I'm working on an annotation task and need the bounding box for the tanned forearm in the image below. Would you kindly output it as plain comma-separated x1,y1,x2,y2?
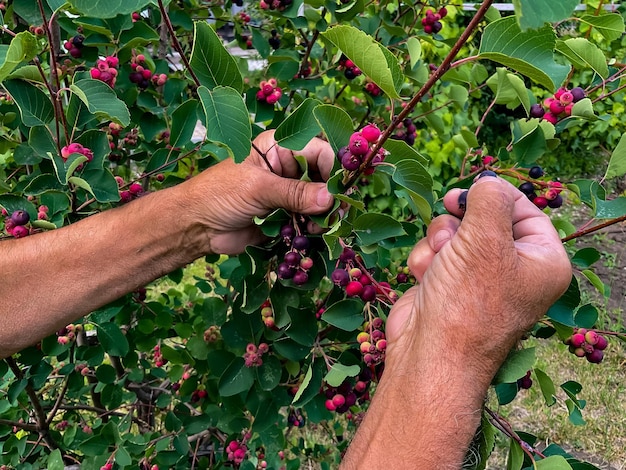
0,182,209,359
341,348,489,469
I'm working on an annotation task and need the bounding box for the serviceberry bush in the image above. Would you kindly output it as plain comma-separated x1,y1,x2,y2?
0,0,626,469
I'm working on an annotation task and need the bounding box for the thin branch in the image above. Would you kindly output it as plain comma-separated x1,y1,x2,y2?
342,0,495,188
157,0,201,88
561,214,626,243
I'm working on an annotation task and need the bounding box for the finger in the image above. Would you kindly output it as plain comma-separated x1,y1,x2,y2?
408,214,461,282
259,174,334,215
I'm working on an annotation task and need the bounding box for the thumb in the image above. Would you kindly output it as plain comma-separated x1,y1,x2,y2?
462,176,516,242
261,174,334,215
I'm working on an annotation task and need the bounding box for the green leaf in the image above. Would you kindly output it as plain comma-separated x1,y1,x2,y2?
70,79,130,126
190,21,243,92
407,37,422,69
486,68,530,113
3,79,54,126
507,439,524,470
385,158,433,223
604,133,626,180
511,120,547,165
493,347,536,384
79,167,121,203
353,213,406,245
512,0,578,31
547,276,579,326
575,304,598,328
313,104,354,155
535,455,573,470
571,247,601,269
274,98,322,150
579,14,625,42
556,38,608,78
322,25,402,99
47,449,65,470
256,355,282,391
324,363,360,387
321,299,364,331
472,413,497,470
478,17,570,91
495,382,519,406
96,322,130,357
293,359,325,407
169,99,199,150
198,86,251,163
0,31,38,82
581,269,605,296
67,0,154,18
218,357,255,396
534,368,556,406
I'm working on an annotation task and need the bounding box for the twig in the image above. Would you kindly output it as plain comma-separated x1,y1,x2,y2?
561,214,626,243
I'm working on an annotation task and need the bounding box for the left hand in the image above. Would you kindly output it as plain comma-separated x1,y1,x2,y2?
180,130,336,255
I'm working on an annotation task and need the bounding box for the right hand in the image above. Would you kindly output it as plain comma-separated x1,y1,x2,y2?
385,176,572,379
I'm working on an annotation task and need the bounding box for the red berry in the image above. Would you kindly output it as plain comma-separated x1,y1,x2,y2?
345,281,363,297
361,124,381,143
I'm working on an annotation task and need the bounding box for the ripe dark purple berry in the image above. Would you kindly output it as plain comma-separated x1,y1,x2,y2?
344,68,356,80
336,146,350,162
280,224,296,241
518,181,536,196
547,194,563,209
529,103,545,118
457,190,468,211
292,270,309,285
11,210,30,226
586,349,604,364
277,262,296,279
292,235,310,251
284,251,301,267
341,153,361,171
331,268,350,287
360,285,377,302
570,87,586,102
528,166,544,179
477,170,497,179
339,247,356,262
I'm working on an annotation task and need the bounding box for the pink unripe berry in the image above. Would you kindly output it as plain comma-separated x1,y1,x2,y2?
543,112,558,125
549,100,565,115
345,281,363,297
358,274,371,286
559,92,574,106
332,393,346,407
533,196,548,209
266,93,279,105
128,182,143,195
361,124,381,143
570,333,586,348
573,346,586,357
349,133,369,156
349,267,362,279
595,335,608,350
90,68,101,79
299,256,314,270
11,225,29,238
325,399,336,411
584,330,599,345
376,339,387,351
553,87,567,100
359,341,372,353
356,331,370,343
354,380,367,393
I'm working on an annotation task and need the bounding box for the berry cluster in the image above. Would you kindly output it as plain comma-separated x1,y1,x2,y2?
115,176,145,204
61,142,94,163
337,124,385,174
3,209,34,238
90,56,119,88
564,328,609,363
421,7,447,35
260,300,276,329
190,388,208,402
259,0,292,10
152,344,168,368
339,55,362,80
287,408,306,427
530,86,586,125
394,265,415,284
225,440,248,466
63,35,84,59
129,53,168,90
364,81,382,97
517,166,564,210
204,325,220,342
331,247,396,303
356,317,386,366
390,118,417,146
323,369,372,413
238,11,251,24
243,342,269,367
517,370,533,390
256,78,282,105
276,223,314,285
57,324,80,345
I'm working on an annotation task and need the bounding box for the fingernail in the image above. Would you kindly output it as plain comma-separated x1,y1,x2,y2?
317,188,333,207
432,229,452,251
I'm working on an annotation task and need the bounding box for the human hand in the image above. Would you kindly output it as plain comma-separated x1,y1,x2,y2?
179,130,335,255
385,176,572,379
